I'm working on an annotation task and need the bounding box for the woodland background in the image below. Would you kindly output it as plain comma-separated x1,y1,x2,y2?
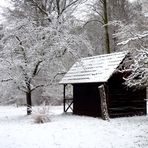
0,0,147,107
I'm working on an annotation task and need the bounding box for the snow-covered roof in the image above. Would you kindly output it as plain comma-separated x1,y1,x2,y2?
60,51,127,84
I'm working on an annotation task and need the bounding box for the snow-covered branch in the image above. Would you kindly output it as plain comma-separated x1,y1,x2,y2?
117,31,148,46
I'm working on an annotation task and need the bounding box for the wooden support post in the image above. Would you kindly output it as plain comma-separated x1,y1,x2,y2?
99,84,110,121
63,84,66,112
146,87,148,115
63,84,73,113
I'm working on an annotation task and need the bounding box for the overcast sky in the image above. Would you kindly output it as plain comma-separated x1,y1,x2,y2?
0,0,11,22
129,0,136,2
0,0,10,7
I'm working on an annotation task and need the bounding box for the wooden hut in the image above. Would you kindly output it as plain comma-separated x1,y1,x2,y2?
60,51,147,118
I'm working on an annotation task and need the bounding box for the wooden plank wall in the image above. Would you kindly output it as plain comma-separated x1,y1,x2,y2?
108,72,147,117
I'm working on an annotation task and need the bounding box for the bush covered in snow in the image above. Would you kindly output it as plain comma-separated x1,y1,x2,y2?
32,106,51,123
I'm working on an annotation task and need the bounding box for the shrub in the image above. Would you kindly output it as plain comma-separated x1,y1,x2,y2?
32,106,51,124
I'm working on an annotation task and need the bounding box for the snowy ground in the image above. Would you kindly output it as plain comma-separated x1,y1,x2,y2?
0,106,148,148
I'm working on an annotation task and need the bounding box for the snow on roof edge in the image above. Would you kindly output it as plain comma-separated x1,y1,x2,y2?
59,51,128,84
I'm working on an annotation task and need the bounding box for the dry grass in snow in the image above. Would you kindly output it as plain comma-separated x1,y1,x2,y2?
0,106,148,148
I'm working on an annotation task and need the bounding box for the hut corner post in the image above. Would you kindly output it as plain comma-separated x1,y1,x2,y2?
63,84,73,113
146,87,148,115
63,84,67,112
98,84,110,121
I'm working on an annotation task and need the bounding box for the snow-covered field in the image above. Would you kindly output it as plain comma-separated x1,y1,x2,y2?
0,106,148,148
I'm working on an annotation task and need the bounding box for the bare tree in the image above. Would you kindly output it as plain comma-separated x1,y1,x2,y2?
113,3,148,88
0,0,93,115
83,0,111,54
83,0,143,53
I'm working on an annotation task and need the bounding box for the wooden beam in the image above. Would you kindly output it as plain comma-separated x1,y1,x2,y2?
65,101,73,112
63,84,73,113
63,84,67,112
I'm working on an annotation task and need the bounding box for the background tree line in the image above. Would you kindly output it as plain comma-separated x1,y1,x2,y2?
0,0,147,114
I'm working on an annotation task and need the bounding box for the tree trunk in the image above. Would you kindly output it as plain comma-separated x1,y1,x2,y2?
26,91,32,115
103,0,111,53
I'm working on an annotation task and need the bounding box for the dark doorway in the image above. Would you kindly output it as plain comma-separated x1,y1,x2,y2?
73,83,101,117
